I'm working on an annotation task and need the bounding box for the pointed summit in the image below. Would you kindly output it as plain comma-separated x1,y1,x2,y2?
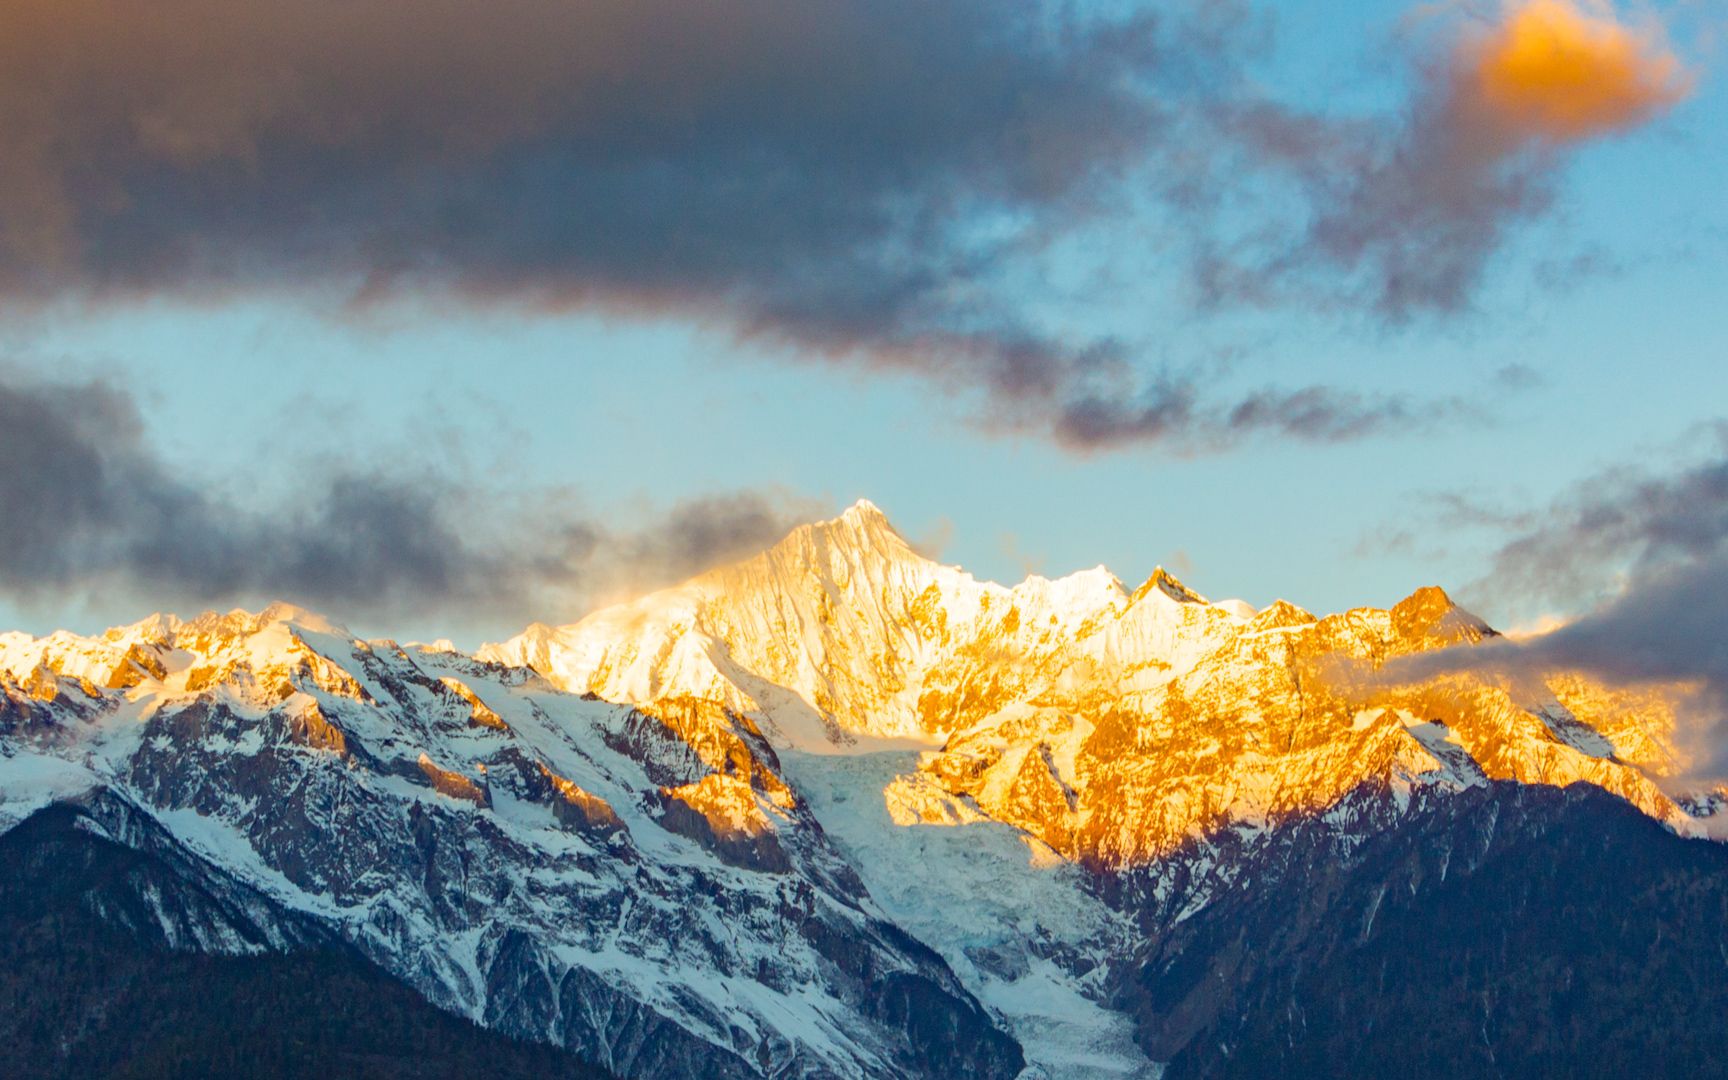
1249,599,1316,632
102,612,180,647
256,601,343,634
1130,566,1207,606
830,498,902,544
785,497,923,569
840,497,887,522
1390,586,1495,649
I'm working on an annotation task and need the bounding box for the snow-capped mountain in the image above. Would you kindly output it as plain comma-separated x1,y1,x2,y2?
5,500,1725,1078
483,499,1701,863
0,601,1020,1078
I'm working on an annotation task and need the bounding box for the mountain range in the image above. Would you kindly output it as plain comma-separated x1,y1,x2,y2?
4,500,1725,1078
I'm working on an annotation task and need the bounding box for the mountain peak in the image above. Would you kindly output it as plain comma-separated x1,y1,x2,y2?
785,497,921,567
168,603,346,645
840,497,887,523
829,498,899,541
256,602,342,633
1131,566,1207,606
103,612,180,647
1389,586,1494,648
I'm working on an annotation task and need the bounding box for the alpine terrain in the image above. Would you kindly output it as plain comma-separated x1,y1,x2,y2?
5,501,1726,1078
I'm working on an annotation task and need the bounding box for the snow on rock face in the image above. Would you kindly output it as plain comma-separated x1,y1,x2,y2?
786,747,1160,1078
0,603,1024,1080
487,502,1700,868
482,499,1253,747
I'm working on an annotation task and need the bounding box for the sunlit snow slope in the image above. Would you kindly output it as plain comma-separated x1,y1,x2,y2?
486,499,1709,863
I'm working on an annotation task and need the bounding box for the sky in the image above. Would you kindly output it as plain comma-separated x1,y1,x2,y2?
1,0,1726,666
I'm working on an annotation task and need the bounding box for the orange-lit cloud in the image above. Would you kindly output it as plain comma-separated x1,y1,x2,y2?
0,1,1691,448
1204,0,1697,318
1461,0,1692,143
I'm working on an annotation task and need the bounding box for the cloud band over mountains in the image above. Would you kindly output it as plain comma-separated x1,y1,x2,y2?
0,371,823,628
0,0,1692,450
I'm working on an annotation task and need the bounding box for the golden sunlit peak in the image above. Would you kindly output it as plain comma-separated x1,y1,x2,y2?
839,497,889,522
820,497,907,549
1466,0,1692,142
1131,566,1207,606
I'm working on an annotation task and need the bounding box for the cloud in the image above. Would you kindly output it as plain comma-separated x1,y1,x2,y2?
0,370,823,630
1465,0,1691,142
0,0,1165,308
0,1,1684,450
0,0,1192,445
1045,378,1466,452
1201,0,1691,318
1469,422,1728,609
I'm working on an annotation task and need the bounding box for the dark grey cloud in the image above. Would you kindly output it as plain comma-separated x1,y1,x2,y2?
0,0,1547,452
1496,553,1728,699
0,371,823,628
1469,423,1728,610
0,0,1186,448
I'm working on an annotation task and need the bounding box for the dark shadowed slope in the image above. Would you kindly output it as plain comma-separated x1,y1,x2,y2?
0,795,611,1080
1120,781,1728,1079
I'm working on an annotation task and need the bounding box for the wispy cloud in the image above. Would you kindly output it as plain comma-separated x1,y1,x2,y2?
0,370,823,630
1470,422,1728,610
975,349,1479,452
1198,0,1692,318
